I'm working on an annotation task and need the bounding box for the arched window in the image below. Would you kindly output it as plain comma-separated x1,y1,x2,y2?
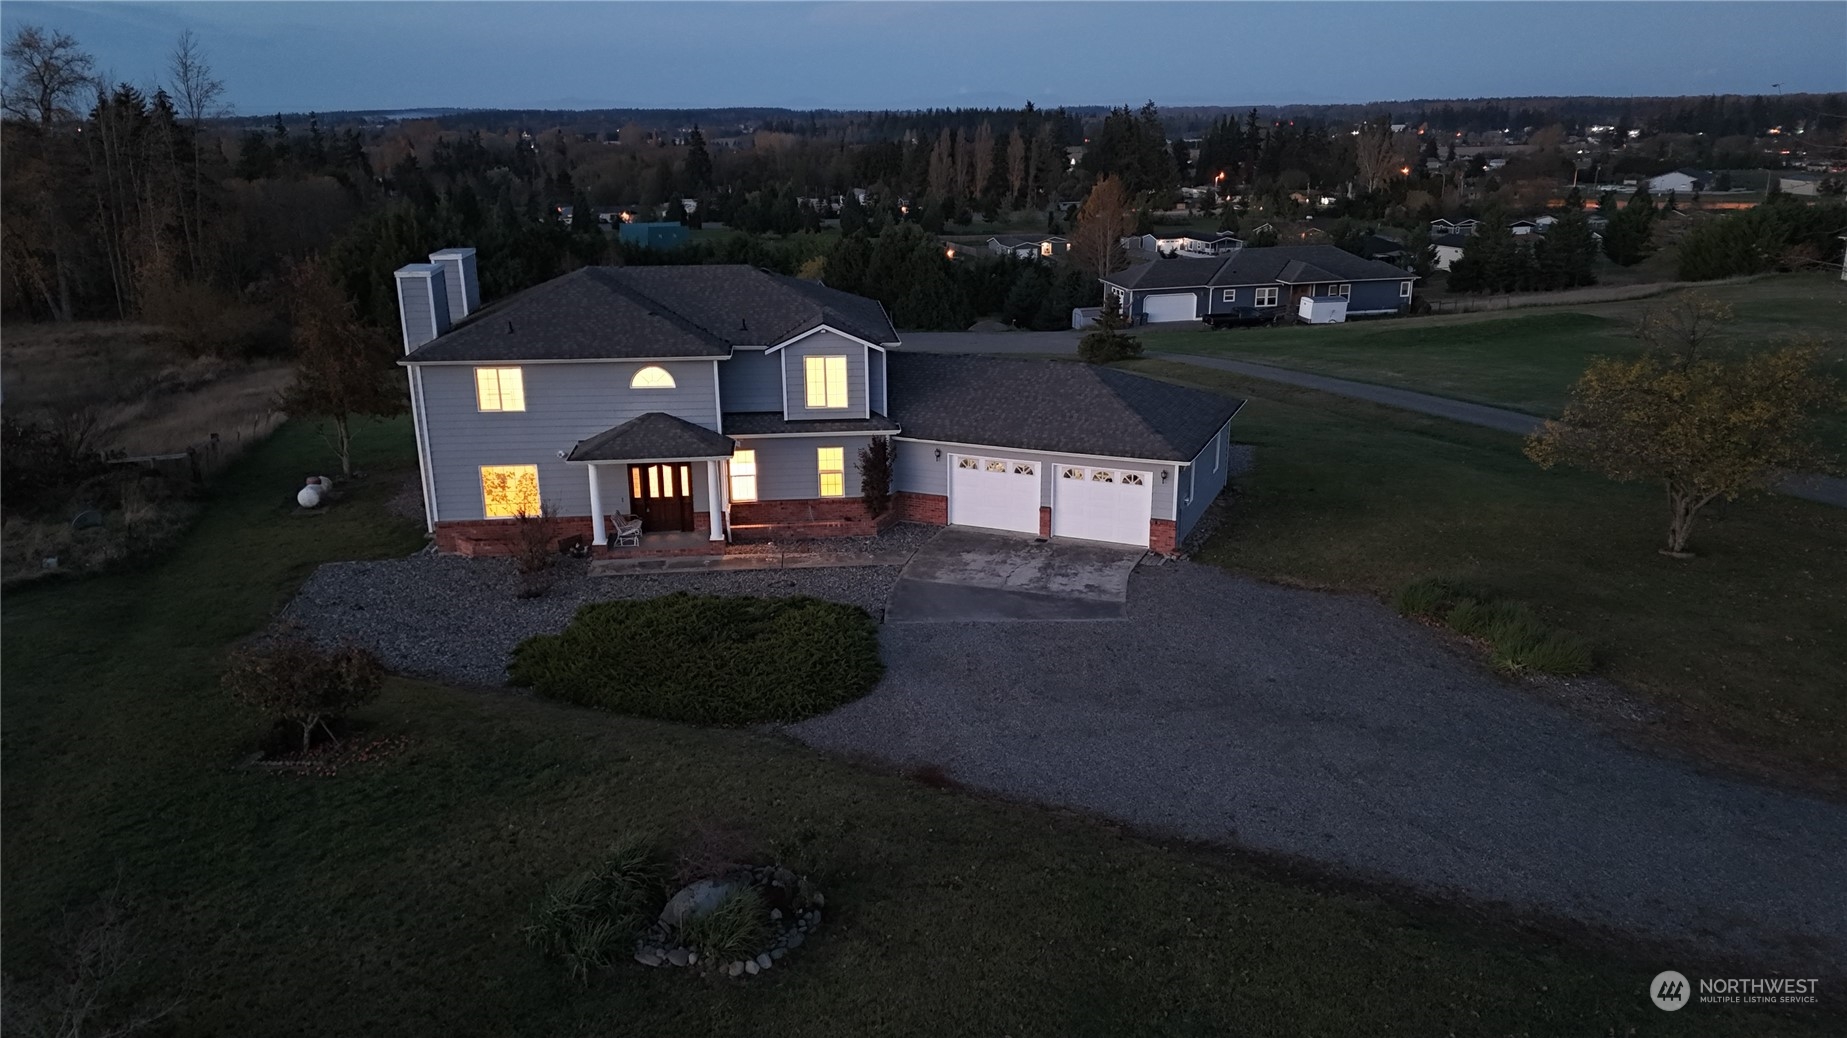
631,365,676,389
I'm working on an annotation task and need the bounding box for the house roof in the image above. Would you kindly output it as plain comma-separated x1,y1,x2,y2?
989,234,1067,248
723,412,901,436
1103,245,1413,291
403,265,898,363
566,412,735,462
885,354,1243,462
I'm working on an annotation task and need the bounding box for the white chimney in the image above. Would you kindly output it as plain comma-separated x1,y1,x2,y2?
428,247,480,323
393,263,451,354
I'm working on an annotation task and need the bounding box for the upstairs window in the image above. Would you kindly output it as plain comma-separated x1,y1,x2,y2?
631,365,676,389
816,447,845,497
804,355,849,409
475,367,525,411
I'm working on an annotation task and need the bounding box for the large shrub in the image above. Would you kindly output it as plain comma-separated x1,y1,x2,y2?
223,634,384,753
509,593,883,724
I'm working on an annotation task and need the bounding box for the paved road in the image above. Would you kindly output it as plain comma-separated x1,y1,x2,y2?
791,561,1847,972
899,330,1847,509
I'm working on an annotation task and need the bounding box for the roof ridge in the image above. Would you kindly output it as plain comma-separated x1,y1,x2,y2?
1093,365,1191,454
592,267,735,349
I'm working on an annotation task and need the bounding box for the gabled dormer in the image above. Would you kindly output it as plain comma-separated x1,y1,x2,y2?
766,325,889,421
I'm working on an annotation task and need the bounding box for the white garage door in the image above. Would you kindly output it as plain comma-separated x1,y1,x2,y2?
948,454,1040,535
1052,464,1153,546
1141,292,1198,323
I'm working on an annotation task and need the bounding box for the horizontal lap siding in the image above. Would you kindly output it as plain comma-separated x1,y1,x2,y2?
780,332,868,420
719,348,782,412
734,435,871,501
1350,280,1409,312
1175,421,1232,541
420,360,718,520
868,349,887,414
893,439,1180,520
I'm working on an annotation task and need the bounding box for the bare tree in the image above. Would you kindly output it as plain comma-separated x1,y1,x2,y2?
1069,174,1133,280
1353,121,1399,194
166,30,225,276
2,25,96,127
1005,128,1026,203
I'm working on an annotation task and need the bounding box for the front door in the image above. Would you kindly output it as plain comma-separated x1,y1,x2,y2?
628,463,695,532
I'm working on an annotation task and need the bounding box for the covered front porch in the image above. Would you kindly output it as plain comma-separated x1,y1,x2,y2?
565,412,734,552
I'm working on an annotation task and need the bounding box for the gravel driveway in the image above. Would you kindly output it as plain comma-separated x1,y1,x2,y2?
791,560,1847,973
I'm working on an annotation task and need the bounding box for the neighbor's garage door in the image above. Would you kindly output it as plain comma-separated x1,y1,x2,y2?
1140,292,1197,323
948,454,1041,535
1052,464,1153,546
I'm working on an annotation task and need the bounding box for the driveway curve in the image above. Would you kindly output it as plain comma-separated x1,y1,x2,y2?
789,561,1847,972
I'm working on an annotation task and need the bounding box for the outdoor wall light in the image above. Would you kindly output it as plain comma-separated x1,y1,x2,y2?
935,448,943,460
1161,470,1169,483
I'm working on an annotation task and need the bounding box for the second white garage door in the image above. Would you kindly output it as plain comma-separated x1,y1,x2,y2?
948,454,1041,535
1140,292,1198,323
1052,464,1153,546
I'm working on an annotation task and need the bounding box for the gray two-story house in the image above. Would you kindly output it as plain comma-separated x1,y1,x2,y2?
396,250,1243,555
1101,244,1417,325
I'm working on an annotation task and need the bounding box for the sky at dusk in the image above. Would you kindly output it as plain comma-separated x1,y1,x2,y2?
4,1,1842,115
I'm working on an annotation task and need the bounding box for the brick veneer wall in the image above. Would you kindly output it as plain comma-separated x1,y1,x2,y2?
1038,506,1051,537
730,498,874,525
891,492,947,525
1149,519,1177,554
434,517,592,557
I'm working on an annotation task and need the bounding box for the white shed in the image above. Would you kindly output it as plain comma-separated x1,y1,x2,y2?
1298,296,1348,324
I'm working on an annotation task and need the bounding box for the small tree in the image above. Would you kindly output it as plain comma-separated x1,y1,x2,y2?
223,634,384,754
1069,174,1133,280
279,259,406,476
858,436,894,516
1525,299,1842,557
1078,300,1143,364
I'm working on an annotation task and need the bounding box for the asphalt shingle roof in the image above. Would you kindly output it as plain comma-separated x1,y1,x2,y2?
723,412,900,436
1104,245,1414,292
404,265,897,363
886,354,1242,462
566,412,735,462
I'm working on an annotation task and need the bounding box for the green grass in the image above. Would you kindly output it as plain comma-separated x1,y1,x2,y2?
1139,273,1847,446
6,425,1832,1035
509,593,884,724
1393,579,1594,676
1126,359,1847,784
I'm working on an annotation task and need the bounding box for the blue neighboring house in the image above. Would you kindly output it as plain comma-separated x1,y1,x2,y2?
619,221,690,250
1101,244,1417,325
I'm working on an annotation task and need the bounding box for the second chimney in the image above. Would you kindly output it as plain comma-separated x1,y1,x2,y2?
428,247,480,323
393,263,451,354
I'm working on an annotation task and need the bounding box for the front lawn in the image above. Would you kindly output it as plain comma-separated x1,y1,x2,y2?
1,419,1833,1036
1126,358,1847,787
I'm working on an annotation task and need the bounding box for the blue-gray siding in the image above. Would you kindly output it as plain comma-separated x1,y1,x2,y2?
718,348,782,412
1174,420,1233,541
868,348,887,415
419,359,719,520
778,331,870,420
732,435,872,500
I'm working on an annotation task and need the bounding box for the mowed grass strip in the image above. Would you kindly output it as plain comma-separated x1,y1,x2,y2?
1,419,1834,1037
1125,359,1847,786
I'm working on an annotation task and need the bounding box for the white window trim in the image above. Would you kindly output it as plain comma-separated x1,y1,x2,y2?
729,449,759,503
804,355,850,410
1400,280,1414,298
1214,430,1223,472
474,367,526,412
1220,288,1236,302
630,365,677,389
816,446,845,497
1255,286,1279,307
479,464,541,518
1335,283,1351,298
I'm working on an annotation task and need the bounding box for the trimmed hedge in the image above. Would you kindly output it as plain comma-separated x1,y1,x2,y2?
1393,578,1594,677
509,592,883,724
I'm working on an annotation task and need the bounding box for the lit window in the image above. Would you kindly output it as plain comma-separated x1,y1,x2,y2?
475,368,525,411
631,365,676,389
1255,287,1279,307
730,450,758,503
816,447,844,497
480,465,540,518
804,355,849,409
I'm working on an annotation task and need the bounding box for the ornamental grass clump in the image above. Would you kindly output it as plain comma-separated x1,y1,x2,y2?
509,592,883,724
524,834,671,985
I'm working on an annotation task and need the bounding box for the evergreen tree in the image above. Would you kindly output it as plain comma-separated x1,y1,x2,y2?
684,124,712,189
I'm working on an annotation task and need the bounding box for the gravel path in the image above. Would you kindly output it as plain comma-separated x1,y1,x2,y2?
791,561,1847,972
283,552,902,687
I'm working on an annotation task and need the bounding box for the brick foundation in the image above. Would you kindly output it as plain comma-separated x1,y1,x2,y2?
728,497,889,542
434,517,593,557
1149,519,1177,555
891,491,948,525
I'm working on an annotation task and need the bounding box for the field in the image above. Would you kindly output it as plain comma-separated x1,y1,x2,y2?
3,419,1832,1037
1138,273,1847,435
1127,358,1847,787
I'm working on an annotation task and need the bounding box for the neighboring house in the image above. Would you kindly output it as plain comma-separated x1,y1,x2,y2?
1099,245,1416,324
1122,230,1244,257
394,254,1242,556
618,222,690,250
1430,218,1481,237
1358,233,1410,264
1778,173,1835,196
1431,233,1469,271
1647,168,1713,194
1508,219,1539,236
986,234,1070,260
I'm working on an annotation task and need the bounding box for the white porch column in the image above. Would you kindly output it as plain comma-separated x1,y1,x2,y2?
588,464,606,546
705,459,725,541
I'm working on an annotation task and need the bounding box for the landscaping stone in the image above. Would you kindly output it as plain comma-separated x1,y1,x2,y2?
666,947,690,967
659,878,739,928
770,947,786,960
728,961,744,977
786,931,804,949
745,959,759,976
635,949,664,967
755,952,772,970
